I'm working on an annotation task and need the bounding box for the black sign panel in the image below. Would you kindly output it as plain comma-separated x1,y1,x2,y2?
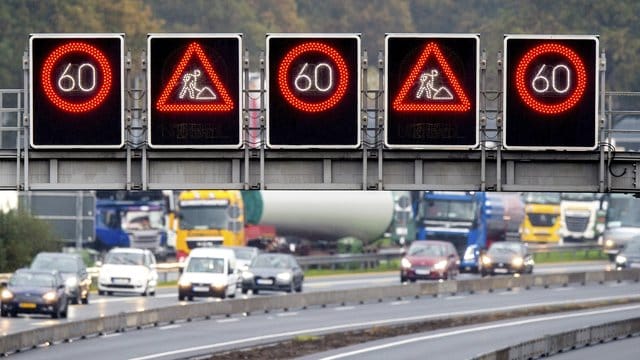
30,34,124,148
267,34,361,148
504,35,599,150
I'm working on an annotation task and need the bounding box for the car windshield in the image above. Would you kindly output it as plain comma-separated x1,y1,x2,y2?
32,256,78,273
233,248,256,260
10,273,55,287
408,244,446,257
252,255,290,269
104,252,145,266
186,257,224,273
489,243,522,255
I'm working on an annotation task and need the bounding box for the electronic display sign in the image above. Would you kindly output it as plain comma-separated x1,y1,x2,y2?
504,35,599,150
385,34,479,149
29,33,124,149
266,34,361,148
148,34,242,148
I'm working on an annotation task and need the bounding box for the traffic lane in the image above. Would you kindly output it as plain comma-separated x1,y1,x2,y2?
8,281,640,360
301,305,640,360
0,261,612,335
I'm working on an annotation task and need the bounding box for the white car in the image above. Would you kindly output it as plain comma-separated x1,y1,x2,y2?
98,248,158,296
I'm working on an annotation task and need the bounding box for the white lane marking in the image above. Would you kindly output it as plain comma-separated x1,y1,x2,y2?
93,293,176,304
445,296,466,301
306,278,395,289
553,287,575,291
127,296,640,360
390,301,410,306
277,312,299,317
498,291,520,296
216,318,239,324
102,333,122,339
317,304,640,360
334,306,355,311
159,325,181,331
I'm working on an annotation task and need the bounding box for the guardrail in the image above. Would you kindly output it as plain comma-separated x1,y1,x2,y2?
473,317,640,360
1,269,638,356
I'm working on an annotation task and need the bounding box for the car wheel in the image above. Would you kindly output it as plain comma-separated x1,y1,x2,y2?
98,290,105,296
241,287,248,294
71,293,80,305
400,275,407,283
253,289,259,295
0,309,7,317
295,282,303,293
82,294,89,305
61,303,68,318
178,294,185,301
52,306,61,319
188,296,194,301
286,282,294,293
107,291,113,296
10,311,18,318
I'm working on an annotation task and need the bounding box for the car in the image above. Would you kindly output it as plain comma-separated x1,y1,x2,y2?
614,238,640,270
1,269,69,318
178,247,238,300
30,252,91,305
241,253,304,294
229,246,260,272
97,248,158,296
400,240,460,282
481,241,534,276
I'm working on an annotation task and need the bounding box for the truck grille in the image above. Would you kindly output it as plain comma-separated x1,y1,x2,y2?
528,213,557,226
565,216,589,232
186,238,223,249
130,232,161,249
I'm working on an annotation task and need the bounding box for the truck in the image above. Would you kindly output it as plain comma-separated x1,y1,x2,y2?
174,190,245,262
94,191,173,259
559,192,603,243
520,192,562,244
601,193,640,261
414,191,524,273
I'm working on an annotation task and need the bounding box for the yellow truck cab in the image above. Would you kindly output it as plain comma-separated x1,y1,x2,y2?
520,192,562,244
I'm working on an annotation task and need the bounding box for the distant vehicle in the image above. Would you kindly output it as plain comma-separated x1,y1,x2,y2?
97,248,158,296
520,192,562,244
559,192,603,243
229,246,260,272
601,194,640,261
481,241,534,276
178,247,238,300
241,253,303,294
400,240,460,282
30,252,91,305
614,238,640,270
1,269,69,319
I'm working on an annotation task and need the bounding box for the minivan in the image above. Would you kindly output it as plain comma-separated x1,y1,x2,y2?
178,247,237,300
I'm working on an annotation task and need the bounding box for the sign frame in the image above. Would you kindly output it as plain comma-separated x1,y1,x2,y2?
384,33,480,150
266,33,362,149
29,33,125,149
147,33,243,149
503,34,599,151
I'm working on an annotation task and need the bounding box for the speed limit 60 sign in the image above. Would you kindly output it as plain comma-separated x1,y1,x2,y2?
29,34,125,149
504,35,599,150
266,34,361,149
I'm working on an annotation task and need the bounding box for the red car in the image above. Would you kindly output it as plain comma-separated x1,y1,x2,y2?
400,240,460,282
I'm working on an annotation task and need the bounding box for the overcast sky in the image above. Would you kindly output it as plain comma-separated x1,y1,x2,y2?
0,191,17,212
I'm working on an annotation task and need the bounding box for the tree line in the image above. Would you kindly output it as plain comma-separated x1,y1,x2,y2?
0,0,638,91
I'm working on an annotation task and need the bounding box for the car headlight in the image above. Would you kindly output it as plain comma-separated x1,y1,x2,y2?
211,281,227,289
401,258,412,269
463,249,475,261
481,255,492,265
65,276,79,288
434,260,447,271
1,289,13,300
605,239,615,248
242,271,254,279
178,277,192,287
276,272,292,282
512,257,524,267
616,255,627,265
43,291,58,302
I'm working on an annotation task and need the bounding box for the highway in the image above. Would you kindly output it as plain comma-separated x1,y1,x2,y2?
2,262,637,359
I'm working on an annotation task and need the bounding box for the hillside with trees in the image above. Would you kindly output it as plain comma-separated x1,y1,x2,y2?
0,0,638,91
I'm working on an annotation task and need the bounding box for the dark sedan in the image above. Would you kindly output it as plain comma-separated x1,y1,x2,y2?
615,238,640,270
31,252,91,305
241,253,304,294
1,269,69,318
480,241,534,276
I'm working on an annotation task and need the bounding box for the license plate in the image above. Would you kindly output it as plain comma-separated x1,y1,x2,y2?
19,302,37,309
257,279,273,285
113,278,130,285
415,269,430,275
193,286,210,292
494,268,509,273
